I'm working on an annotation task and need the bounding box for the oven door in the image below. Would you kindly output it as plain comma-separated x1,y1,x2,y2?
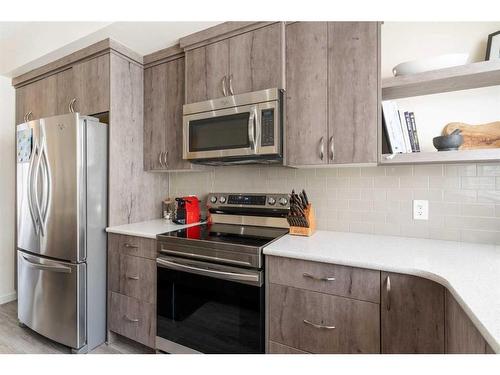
156,256,264,354
183,101,280,161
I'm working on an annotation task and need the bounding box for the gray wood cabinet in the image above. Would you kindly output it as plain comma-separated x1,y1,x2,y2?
184,23,284,104
144,56,191,171
107,233,157,348
285,22,379,166
269,284,380,354
381,272,445,353
445,290,491,354
328,22,379,164
185,39,229,103
73,54,110,115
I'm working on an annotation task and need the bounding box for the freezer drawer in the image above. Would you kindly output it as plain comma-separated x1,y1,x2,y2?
17,251,86,349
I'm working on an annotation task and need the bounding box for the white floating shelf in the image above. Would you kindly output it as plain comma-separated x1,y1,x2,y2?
380,149,500,165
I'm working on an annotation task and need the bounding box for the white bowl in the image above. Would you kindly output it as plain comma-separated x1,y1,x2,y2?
392,53,469,76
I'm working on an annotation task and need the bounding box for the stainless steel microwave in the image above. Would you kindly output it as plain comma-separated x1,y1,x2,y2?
183,88,283,165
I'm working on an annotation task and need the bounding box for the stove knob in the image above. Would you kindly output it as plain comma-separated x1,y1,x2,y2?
267,197,276,205
209,196,217,204
278,197,288,206
219,196,226,204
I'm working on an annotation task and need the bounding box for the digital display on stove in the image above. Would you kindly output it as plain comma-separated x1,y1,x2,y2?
227,195,266,205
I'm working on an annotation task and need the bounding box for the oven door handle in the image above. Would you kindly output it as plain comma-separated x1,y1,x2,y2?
156,257,261,286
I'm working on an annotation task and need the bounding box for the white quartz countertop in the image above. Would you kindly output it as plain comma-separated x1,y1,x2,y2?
264,230,500,353
106,219,203,239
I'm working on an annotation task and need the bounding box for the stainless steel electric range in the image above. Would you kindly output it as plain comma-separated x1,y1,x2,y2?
155,192,290,354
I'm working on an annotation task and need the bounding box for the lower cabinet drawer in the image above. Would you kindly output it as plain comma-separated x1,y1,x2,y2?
269,284,380,354
108,292,156,348
268,341,309,354
119,254,156,303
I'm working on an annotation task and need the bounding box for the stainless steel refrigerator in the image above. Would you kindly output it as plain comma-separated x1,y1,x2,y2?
16,113,107,353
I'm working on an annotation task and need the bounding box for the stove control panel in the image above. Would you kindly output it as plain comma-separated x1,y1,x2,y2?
207,193,290,210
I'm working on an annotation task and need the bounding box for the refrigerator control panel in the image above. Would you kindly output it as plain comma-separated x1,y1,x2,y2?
17,128,32,163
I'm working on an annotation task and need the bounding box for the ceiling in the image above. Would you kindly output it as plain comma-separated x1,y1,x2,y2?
0,21,221,77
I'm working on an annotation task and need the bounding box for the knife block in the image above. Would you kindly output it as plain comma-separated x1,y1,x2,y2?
289,204,316,237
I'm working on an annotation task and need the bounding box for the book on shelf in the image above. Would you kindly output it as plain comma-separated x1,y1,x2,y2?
409,112,421,152
399,110,413,153
382,100,408,154
404,111,417,152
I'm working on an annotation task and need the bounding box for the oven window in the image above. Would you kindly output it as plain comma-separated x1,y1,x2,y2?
189,113,250,152
157,265,264,354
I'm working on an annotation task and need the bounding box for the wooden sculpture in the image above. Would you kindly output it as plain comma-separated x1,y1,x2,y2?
443,121,500,149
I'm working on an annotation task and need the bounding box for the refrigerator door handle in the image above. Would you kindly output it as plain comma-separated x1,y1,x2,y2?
39,122,51,235
27,142,40,235
21,254,72,274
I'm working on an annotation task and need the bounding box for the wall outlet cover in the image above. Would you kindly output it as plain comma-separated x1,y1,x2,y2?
413,200,429,220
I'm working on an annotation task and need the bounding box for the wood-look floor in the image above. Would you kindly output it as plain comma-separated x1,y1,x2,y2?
0,301,150,354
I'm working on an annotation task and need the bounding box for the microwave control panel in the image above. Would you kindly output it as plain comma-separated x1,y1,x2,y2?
261,109,275,147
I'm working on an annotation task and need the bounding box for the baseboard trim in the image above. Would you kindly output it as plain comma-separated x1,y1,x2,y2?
0,291,17,305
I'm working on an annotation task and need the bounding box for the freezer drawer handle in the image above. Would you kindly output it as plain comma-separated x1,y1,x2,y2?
21,255,72,274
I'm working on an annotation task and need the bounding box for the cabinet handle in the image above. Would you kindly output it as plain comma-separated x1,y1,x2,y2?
123,243,138,249
318,136,325,160
126,275,139,280
303,273,335,282
68,98,77,113
123,315,139,323
386,275,391,311
221,76,228,97
163,151,168,168
329,136,334,161
25,111,33,122
228,74,234,96
303,319,335,330
158,152,164,168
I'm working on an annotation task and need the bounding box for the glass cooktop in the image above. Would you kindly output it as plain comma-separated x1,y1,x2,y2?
159,223,289,248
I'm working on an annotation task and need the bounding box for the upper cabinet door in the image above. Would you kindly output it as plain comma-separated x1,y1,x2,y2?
185,39,229,104
144,57,190,171
144,63,169,171
164,57,190,170
73,54,110,115
328,22,379,164
381,272,445,354
228,23,284,95
55,68,76,116
285,22,328,166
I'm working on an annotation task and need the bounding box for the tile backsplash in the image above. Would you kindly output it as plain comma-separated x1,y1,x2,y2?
169,163,500,245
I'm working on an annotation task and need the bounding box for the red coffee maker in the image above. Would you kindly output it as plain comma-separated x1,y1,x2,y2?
173,195,200,225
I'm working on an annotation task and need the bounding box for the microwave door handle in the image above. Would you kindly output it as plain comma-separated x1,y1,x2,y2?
248,108,257,152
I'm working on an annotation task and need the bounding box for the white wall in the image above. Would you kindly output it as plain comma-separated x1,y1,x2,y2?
0,75,16,304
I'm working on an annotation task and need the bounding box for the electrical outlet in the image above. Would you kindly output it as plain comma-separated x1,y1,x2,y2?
413,200,429,220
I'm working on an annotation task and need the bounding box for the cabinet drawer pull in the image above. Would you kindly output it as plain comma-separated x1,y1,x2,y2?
126,275,139,280
221,76,228,97
228,74,234,96
124,315,139,323
123,243,138,249
386,275,391,311
303,319,335,330
303,273,335,282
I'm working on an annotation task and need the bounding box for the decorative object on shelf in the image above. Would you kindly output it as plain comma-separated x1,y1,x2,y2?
287,189,316,237
433,129,463,151
162,198,175,222
392,53,469,76
485,31,500,61
443,121,500,149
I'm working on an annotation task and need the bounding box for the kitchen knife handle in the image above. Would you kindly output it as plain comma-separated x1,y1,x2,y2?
319,136,324,161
